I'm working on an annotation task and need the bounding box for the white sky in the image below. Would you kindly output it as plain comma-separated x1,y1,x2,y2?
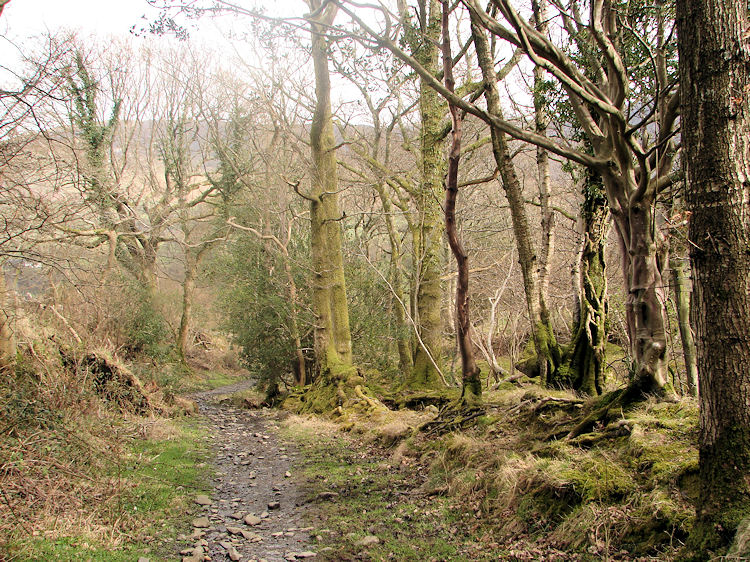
1,0,163,38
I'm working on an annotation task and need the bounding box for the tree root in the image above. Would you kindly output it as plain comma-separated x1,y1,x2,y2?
568,419,636,447
419,403,485,436
565,388,627,440
491,372,527,390
354,384,387,411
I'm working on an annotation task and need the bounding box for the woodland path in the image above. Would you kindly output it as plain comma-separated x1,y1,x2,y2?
179,381,316,562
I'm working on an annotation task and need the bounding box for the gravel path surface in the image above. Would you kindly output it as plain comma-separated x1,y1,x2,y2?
179,381,315,562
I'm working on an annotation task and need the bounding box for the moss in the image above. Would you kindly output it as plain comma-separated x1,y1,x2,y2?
287,358,389,418
621,490,692,555
460,376,483,408
558,453,636,502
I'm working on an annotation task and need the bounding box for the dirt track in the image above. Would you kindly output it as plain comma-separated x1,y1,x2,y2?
181,381,315,562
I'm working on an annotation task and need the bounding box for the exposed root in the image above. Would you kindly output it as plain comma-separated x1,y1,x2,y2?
354,384,387,411
565,389,627,440
568,419,636,448
491,372,527,390
419,403,485,436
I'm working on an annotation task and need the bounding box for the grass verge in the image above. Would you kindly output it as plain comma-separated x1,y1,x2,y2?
282,415,533,561
1,385,212,561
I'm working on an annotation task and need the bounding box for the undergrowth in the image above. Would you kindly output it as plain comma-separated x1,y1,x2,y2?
279,369,699,560
413,388,698,560
0,339,213,561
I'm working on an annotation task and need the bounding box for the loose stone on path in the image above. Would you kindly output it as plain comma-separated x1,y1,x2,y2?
195,494,212,506
179,380,312,561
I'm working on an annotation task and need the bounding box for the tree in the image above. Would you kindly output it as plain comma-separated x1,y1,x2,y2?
677,0,750,555
305,0,354,378
340,0,680,399
563,166,610,395
441,0,481,403
0,32,73,368
469,9,563,386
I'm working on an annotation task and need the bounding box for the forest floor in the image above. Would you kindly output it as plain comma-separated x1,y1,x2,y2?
1,364,698,561
185,377,699,562
182,380,504,562
184,381,598,561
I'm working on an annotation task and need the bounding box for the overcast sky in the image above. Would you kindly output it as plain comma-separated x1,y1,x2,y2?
2,0,162,38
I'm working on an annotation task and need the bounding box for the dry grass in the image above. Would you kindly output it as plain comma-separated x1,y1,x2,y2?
281,414,341,439
389,386,700,559
0,406,141,550
0,316,200,557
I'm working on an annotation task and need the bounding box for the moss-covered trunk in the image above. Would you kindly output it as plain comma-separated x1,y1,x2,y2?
670,253,698,397
374,183,412,379
177,250,197,361
406,0,446,390
562,173,609,395
283,248,306,387
308,0,353,378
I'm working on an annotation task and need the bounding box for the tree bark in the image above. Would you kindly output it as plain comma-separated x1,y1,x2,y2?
677,0,750,554
407,0,447,389
563,170,609,395
308,0,353,375
614,201,671,396
442,0,481,404
670,254,698,397
532,0,555,323
177,251,197,361
374,183,413,378
283,249,307,386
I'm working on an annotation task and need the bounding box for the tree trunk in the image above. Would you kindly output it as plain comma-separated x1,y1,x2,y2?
563,170,609,395
677,0,750,554
609,201,671,397
408,0,446,389
532,0,555,322
283,251,306,386
374,183,412,378
308,1,353,375
177,251,197,361
0,271,16,371
471,15,561,384
442,0,481,404
670,255,698,397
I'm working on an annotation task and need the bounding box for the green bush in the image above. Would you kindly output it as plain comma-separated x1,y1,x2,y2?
120,281,170,358
211,230,313,392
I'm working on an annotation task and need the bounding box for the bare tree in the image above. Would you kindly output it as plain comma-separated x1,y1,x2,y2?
339,0,680,400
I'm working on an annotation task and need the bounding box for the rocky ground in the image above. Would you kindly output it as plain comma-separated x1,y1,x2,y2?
178,381,318,562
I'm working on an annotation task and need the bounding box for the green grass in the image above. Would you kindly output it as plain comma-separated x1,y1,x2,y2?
283,419,497,561
182,369,241,392
4,417,212,562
